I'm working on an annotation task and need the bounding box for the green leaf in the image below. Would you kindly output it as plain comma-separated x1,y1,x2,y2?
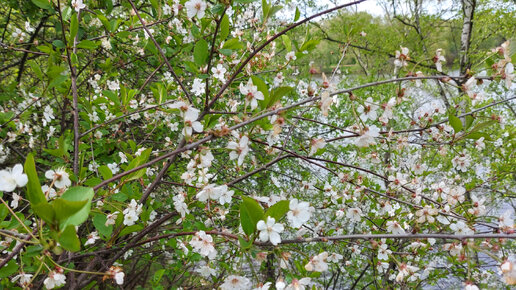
470,120,496,133
24,153,47,205
268,5,283,19
123,148,152,182
0,203,8,223
465,115,474,130
238,236,252,250
31,0,52,9
153,269,166,285
282,35,291,52
211,3,225,14
119,224,144,237
58,225,80,252
77,40,99,50
239,196,264,235
0,260,18,279
222,38,244,50
28,60,44,80
52,198,88,224
219,48,233,56
268,86,292,107
194,39,209,66
448,113,462,133
294,6,300,21
265,200,290,221
464,132,491,140
98,165,113,180
93,214,113,237
97,14,111,32
58,186,94,229
69,14,79,43
48,74,68,90
103,90,119,103
300,39,320,52
262,0,270,20
220,14,230,41
32,203,56,225
52,40,65,49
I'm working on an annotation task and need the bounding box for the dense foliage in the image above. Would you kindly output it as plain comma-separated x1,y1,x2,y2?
0,0,515,289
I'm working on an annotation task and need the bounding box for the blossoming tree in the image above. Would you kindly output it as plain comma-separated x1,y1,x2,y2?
0,0,515,289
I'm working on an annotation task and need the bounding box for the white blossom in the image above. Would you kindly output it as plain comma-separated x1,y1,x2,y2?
257,217,284,245
185,0,207,19
287,199,313,228
305,252,329,272
45,167,71,189
0,164,28,192
43,271,66,289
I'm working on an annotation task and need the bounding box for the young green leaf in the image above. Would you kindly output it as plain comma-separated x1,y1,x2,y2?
98,165,113,180
58,186,94,229
222,38,244,50
58,225,81,252
52,198,88,224
194,39,209,66
282,35,292,52
239,196,264,235
32,203,55,225
294,6,300,21
24,153,47,205
69,14,79,44
93,214,113,237
31,0,52,9
448,113,463,133
265,200,290,221
220,14,230,41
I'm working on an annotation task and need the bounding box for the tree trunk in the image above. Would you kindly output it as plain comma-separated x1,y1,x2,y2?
460,0,476,76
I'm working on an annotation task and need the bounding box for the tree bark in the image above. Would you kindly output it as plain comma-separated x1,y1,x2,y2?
460,0,476,75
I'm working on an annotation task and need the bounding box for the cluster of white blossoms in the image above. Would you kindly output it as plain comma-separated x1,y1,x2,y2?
451,151,472,172
122,199,143,226
43,269,66,289
191,78,204,96
395,263,419,282
189,230,217,259
354,125,380,148
414,99,446,123
492,40,514,88
196,184,234,205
